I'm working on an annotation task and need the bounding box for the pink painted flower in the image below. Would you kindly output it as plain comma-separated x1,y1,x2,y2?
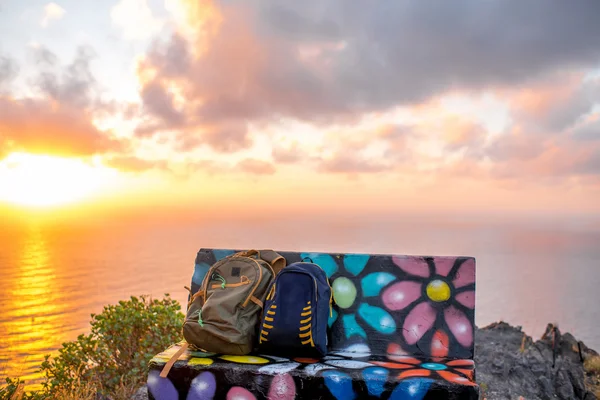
381,257,475,358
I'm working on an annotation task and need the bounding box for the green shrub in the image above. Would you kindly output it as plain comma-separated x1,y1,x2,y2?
29,294,184,399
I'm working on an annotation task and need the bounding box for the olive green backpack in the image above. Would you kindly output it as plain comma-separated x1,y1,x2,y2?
182,250,285,355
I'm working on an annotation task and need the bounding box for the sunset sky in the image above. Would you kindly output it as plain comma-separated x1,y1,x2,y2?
1,0,600,223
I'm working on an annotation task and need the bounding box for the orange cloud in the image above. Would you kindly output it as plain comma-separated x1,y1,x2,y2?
0,97,123,158
235,158,276,175
440,117,485,151
103,155,168,172
508,74,583,117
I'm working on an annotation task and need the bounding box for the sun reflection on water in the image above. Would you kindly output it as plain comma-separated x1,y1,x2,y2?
1,225,63,391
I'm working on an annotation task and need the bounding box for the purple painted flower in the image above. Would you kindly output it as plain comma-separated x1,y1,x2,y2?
381,257,475,353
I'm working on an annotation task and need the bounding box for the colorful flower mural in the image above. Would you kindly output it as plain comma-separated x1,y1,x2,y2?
148,344,478,400
382,256,475,359
297,252,475,360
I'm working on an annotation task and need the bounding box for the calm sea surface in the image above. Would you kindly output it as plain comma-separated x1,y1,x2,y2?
1,215,599,387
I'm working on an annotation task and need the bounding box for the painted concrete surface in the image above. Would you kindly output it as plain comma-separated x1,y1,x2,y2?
148,249,478,399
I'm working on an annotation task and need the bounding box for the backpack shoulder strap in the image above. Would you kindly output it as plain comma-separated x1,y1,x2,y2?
234,249,286,274
258,249,286,274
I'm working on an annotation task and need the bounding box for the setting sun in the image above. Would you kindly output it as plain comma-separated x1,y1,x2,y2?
0,153,117,207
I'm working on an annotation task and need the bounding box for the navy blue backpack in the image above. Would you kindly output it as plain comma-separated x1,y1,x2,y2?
257,261,332,357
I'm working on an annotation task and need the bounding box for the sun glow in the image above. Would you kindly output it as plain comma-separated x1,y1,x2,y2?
0,153,117,207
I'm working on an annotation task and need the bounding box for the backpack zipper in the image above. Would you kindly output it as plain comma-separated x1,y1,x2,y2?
296,262,333,318
210,275,251,289
238,256,264,308
212,273,226,289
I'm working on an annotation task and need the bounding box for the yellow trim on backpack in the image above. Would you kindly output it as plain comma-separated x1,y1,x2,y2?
298,301,315,347
266,284,276,301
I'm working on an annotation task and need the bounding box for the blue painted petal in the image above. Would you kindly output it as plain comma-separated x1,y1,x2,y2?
362,367,389,397
192,262,211,285
187,371,216,400
213,249,235,261
342,313,367,339
328,308,339,327
421,362,447,371
301,253,338,277
389,378,433,400
357,303,396,334
147,370,179,400
323,370,356,400
344,254,370,276
361,272,396,297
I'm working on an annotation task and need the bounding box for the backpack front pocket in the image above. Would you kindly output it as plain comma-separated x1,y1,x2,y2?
260,270,317,350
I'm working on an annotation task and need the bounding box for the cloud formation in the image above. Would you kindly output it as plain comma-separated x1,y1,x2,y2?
318,154,390,175
103,155,168,172
3,0,600,185
34,46,100,109
439,75,600,181
134,0,600,169
0,98,122,157
111,0,163,40
0,47,124,159
41,2,65,28
236,158,276,175
0,56,17,89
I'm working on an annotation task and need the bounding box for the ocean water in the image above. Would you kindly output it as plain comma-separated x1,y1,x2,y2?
1,214,599,387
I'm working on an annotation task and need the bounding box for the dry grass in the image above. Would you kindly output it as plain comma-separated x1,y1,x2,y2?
584,355,600,398
6,378,99,400
585,355,600,374
49,384,98,400
1,366,141,400
108,379,142,400
8,383,24,400
4,378,139,400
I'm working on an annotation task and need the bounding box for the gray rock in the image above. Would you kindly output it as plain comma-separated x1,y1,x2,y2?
131,385,149,400
538,375,553,398
475,322,598,400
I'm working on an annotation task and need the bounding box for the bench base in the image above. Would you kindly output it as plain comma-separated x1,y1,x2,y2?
147,343,478,400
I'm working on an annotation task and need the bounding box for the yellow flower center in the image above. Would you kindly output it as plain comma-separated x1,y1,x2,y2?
426,280,451,302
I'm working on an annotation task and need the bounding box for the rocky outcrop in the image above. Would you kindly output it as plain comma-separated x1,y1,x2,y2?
131,386,149,400
475,322,598,400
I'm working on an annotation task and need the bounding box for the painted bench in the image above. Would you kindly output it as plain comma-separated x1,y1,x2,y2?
147,249,479,399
